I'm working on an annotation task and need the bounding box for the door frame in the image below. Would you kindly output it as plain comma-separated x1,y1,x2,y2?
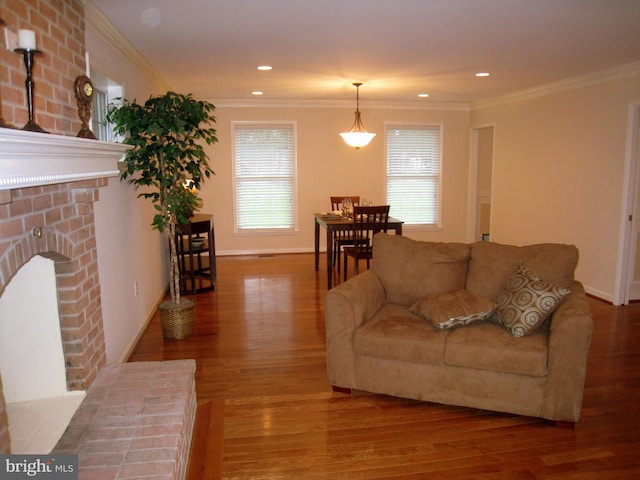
468,123,496,243
615,102,640,305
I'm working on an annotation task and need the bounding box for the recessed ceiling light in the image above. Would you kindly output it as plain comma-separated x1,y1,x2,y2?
257,65,272,71
475,72,490,77
252,91,264,95
418,93,430,98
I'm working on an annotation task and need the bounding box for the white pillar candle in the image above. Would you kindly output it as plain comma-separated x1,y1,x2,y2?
18,29,36,50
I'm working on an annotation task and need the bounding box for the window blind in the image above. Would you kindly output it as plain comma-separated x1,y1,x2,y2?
233,124,296,231
385,125,441,226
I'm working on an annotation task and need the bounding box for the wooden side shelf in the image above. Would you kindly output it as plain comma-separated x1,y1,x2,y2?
175,214,217,294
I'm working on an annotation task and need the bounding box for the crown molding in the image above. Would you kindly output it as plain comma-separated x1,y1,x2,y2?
210,98,470,111
84,0,171,92
473,61,640,110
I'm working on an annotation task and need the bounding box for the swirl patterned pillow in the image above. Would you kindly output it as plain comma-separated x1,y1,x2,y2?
492,261,571,337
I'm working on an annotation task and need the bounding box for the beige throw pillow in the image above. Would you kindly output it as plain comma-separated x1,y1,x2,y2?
410,289,497,330
372,233,470,306
492,261,571,337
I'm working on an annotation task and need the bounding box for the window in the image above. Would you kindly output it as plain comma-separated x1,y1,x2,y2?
89,68,123,142
91,87,109,141
385,124,441,226
233,123,297,232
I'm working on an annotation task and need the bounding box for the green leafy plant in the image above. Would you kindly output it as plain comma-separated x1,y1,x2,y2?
106,91,217,304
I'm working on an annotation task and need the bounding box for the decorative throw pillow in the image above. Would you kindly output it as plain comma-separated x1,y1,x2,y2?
492,261,571,337
409,289,497,330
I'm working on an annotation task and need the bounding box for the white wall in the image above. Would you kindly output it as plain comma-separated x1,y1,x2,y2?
86,10,171,363
199,103,471,255
471,68,640,301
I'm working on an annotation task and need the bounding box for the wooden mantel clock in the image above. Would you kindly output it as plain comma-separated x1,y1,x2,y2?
74,75,97,139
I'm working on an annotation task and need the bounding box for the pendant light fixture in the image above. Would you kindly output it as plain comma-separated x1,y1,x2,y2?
340,82,376,149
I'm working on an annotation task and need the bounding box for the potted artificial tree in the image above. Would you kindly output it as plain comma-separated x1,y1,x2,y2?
106,91,217,340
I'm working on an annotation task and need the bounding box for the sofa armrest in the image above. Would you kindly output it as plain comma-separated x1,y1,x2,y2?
324,270,386,389
541,281,594,422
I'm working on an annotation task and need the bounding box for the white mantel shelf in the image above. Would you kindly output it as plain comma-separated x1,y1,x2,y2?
0,128,131,190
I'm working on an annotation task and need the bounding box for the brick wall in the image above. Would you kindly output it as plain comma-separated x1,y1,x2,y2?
0,0,98,454
0,0,84,133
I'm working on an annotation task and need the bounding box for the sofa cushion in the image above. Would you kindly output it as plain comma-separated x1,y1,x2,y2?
445,321,549,377
372,233,470,305
355,304,448,365
492,262,571,337
465,241,578,300
409,289,496,330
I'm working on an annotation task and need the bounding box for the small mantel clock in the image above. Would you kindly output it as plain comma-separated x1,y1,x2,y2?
74,75,97,139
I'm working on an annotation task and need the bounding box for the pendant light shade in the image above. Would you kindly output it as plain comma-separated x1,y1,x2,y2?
340,82,375,149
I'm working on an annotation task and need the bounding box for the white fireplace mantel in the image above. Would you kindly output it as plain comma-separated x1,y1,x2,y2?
0,128,131,190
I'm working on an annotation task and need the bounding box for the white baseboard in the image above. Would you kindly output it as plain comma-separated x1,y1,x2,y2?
584,285,615,304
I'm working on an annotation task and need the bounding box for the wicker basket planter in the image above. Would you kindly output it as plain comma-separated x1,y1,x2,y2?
158,298,195,340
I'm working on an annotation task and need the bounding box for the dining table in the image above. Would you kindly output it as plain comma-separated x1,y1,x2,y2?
314,213,404,289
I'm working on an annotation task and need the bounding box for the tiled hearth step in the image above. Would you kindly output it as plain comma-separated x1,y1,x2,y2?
52,360,197,480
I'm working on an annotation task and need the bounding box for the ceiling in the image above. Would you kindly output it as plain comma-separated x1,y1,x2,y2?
91,0,640,104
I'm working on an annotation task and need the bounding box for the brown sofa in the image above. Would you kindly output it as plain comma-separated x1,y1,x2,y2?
324,233,594,423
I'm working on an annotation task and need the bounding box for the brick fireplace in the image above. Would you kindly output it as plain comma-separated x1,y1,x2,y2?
0,0,100,453
0,129,129,453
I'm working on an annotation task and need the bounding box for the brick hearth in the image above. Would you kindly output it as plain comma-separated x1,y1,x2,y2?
53,360,197,479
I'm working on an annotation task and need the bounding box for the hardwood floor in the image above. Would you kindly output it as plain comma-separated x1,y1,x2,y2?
127,253,640,479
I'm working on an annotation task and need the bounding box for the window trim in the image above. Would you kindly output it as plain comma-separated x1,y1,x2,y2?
231,121,299,235
384,122,443,229
89,67,124,142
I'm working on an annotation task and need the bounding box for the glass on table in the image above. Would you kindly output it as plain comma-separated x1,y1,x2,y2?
341,197,353,218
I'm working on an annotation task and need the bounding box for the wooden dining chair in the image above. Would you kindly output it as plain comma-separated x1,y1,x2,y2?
343,205,390,280
329,196,360,271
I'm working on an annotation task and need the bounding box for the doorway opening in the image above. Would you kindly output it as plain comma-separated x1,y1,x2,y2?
469,124,495,243
617,103,640,304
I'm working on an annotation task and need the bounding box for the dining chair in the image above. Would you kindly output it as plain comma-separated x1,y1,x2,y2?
343,205,390,281
329,196,360,272
330,196,360,212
